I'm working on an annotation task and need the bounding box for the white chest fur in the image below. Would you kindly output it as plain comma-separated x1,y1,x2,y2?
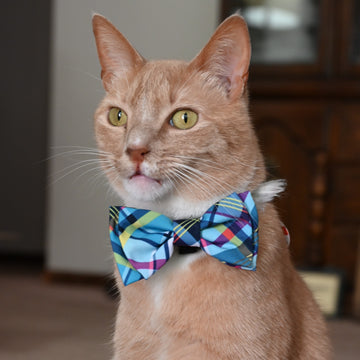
148,250,205,313
146,250,205,359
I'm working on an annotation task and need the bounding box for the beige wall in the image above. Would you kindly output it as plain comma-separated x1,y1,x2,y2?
47,0,219,274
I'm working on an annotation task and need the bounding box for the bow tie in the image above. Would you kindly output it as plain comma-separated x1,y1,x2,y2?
109,191,259,286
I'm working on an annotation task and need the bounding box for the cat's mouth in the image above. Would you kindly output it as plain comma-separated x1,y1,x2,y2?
123,170,167,201
129,171,162,185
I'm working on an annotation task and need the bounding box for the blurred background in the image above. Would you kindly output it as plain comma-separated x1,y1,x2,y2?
0,0,359,359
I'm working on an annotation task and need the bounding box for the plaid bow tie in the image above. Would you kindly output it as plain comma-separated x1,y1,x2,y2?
109,191,259,286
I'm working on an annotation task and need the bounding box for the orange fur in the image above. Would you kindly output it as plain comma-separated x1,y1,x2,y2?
92,14,331,359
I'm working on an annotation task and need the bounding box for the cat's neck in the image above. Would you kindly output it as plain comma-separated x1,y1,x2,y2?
119,179,286,219
120,193,220,220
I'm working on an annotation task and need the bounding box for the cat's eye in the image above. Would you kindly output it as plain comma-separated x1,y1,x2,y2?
170,110,198,130
108,107,128,127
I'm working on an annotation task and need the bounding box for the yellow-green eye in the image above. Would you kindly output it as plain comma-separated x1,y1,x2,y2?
108,107,128,126
170,110,198,130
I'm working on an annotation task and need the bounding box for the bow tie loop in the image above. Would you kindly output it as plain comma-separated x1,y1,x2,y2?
110,191,259,286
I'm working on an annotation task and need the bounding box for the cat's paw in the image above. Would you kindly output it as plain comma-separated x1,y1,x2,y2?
252,179,286,205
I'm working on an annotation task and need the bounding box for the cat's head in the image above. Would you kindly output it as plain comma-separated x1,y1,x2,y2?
92,14,265,216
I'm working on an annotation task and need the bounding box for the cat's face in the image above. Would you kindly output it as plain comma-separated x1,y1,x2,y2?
93,15,265,211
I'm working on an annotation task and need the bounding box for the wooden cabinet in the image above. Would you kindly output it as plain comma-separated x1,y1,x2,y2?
250,100,328,266
326,105,360,300
222,0,360,313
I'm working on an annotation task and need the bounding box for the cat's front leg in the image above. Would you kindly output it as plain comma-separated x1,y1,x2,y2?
112,281,162,360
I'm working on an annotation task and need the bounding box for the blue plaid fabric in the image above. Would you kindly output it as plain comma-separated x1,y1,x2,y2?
109,191,259,286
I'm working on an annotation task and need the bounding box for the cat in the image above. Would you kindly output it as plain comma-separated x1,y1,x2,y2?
92,13,331,360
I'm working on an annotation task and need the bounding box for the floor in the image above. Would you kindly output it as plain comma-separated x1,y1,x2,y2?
0,271,115,360
1,268,360,359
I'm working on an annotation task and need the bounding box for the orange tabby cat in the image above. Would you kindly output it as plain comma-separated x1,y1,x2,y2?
92,14,331,360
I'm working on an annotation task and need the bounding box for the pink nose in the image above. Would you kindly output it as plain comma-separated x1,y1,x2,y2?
126,147,149,163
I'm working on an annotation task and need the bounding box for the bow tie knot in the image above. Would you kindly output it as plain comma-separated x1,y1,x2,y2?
110,192,259,286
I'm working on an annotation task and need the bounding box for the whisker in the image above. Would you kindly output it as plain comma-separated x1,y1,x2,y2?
86,167,112,188
49,147,111,156
49,158,111,178
45,147,112,164
171,154,261,170
169,167,212,198
105,173,123,200
49,157,113,186
174,162,233,195
171,155,226,172
45,143,118,188
72,162,113,184
162,173,180,195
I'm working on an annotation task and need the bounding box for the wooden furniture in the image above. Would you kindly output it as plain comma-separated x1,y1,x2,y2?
354,235,360,318
222,0,360,314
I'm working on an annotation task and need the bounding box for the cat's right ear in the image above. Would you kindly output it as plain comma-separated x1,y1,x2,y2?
92,14,145,91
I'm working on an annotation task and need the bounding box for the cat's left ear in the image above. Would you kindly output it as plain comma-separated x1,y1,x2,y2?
92,14,145,91
189,15,251,100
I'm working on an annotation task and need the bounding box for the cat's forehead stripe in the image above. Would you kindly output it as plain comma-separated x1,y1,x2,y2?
129,61,186,111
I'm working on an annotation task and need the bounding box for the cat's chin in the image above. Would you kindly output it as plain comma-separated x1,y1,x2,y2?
122,174,171,202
